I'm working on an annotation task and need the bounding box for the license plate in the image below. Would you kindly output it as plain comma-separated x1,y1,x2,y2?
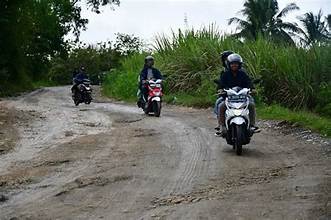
228,95,247,102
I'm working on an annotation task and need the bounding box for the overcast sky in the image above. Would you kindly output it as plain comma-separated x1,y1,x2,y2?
77,0,330,44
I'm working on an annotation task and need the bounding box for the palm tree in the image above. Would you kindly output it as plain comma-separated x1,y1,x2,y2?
228,0,301,44
298,10,330,46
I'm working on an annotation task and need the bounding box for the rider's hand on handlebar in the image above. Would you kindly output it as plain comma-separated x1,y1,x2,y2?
218,89,226,95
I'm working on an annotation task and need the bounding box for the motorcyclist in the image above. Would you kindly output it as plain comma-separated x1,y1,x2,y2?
71,66,89,95
214,51,234,129
137,56,163,107
72,68,79,79
215,54,259,136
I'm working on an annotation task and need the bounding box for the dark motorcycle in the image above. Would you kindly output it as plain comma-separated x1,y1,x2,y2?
73,79,92,106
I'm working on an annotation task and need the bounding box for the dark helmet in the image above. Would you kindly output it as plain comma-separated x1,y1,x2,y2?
80,65,86,71
227,53,243,68
221,50,234,68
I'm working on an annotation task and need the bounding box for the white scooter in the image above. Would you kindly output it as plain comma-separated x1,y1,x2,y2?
221,87,259,155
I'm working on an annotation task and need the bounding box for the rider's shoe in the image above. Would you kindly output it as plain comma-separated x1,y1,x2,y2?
137,100,142,108
215,125,226,137
250,126,261,133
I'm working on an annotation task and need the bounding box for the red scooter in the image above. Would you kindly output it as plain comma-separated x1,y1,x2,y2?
141,79,163,117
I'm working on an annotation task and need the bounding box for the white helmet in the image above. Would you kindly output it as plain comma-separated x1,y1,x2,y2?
227,54,243,65
145,55,154,62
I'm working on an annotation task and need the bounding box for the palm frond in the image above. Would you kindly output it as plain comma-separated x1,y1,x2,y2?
228,17,249,27
277,22,302,34
299,10,330,46
277,3,299,18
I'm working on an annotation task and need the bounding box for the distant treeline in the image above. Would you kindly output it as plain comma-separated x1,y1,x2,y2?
0,0,120,95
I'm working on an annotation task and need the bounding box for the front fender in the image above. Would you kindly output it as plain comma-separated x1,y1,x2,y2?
230,117,246,125
151,97,161,102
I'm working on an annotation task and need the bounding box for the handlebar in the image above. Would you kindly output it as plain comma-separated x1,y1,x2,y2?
216,88,255,96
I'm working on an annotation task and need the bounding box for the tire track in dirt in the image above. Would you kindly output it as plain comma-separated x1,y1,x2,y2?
169,128,210,194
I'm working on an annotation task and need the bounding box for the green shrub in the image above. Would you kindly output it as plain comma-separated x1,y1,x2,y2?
102,27,331,117
315,84,331,117
102,53,146,101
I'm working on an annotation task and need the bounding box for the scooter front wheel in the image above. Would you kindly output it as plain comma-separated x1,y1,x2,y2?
153,101,161,117
234,125,243,155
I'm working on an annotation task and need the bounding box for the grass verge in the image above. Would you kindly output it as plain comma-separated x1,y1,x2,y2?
164,94,331,137
257,104,331,137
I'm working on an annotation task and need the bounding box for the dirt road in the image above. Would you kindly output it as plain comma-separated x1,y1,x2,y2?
0,86,330,220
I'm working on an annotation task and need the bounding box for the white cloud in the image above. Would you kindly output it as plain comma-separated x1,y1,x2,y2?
76,0,331,44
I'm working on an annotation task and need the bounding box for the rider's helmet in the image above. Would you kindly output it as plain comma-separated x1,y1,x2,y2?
221,51,234,68
227,53,243,69
145,55,154,62
80,65,86,72
144,55,155,67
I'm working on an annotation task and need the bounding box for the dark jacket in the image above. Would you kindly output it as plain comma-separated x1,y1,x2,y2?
74,71,88,84
219,69,252,89
139,67,162,81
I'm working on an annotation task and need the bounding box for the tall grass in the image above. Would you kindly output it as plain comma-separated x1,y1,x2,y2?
154,26,234,93
155,31,331,110
103,26,331,116
102,53,145,101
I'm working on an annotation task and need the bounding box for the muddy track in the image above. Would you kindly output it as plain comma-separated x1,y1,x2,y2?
0,86,330,220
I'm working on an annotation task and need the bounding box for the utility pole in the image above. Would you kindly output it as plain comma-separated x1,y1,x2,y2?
184,13,189,28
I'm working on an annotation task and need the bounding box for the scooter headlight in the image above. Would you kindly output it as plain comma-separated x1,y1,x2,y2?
233,109,243,116
228,102,247,109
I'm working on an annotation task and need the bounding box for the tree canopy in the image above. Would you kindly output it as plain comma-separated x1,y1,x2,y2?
0,0,119,94
298,10,330,46
229,0,301,44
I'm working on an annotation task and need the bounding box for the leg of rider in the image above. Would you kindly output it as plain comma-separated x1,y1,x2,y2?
218,102,226,133
137,88,142,107
71,84,77,95
137,83,143,104
214,97,223,129
141,86,148,102
215,97,224,114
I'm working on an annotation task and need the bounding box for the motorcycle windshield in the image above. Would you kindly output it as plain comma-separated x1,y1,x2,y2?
228,95,247,103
